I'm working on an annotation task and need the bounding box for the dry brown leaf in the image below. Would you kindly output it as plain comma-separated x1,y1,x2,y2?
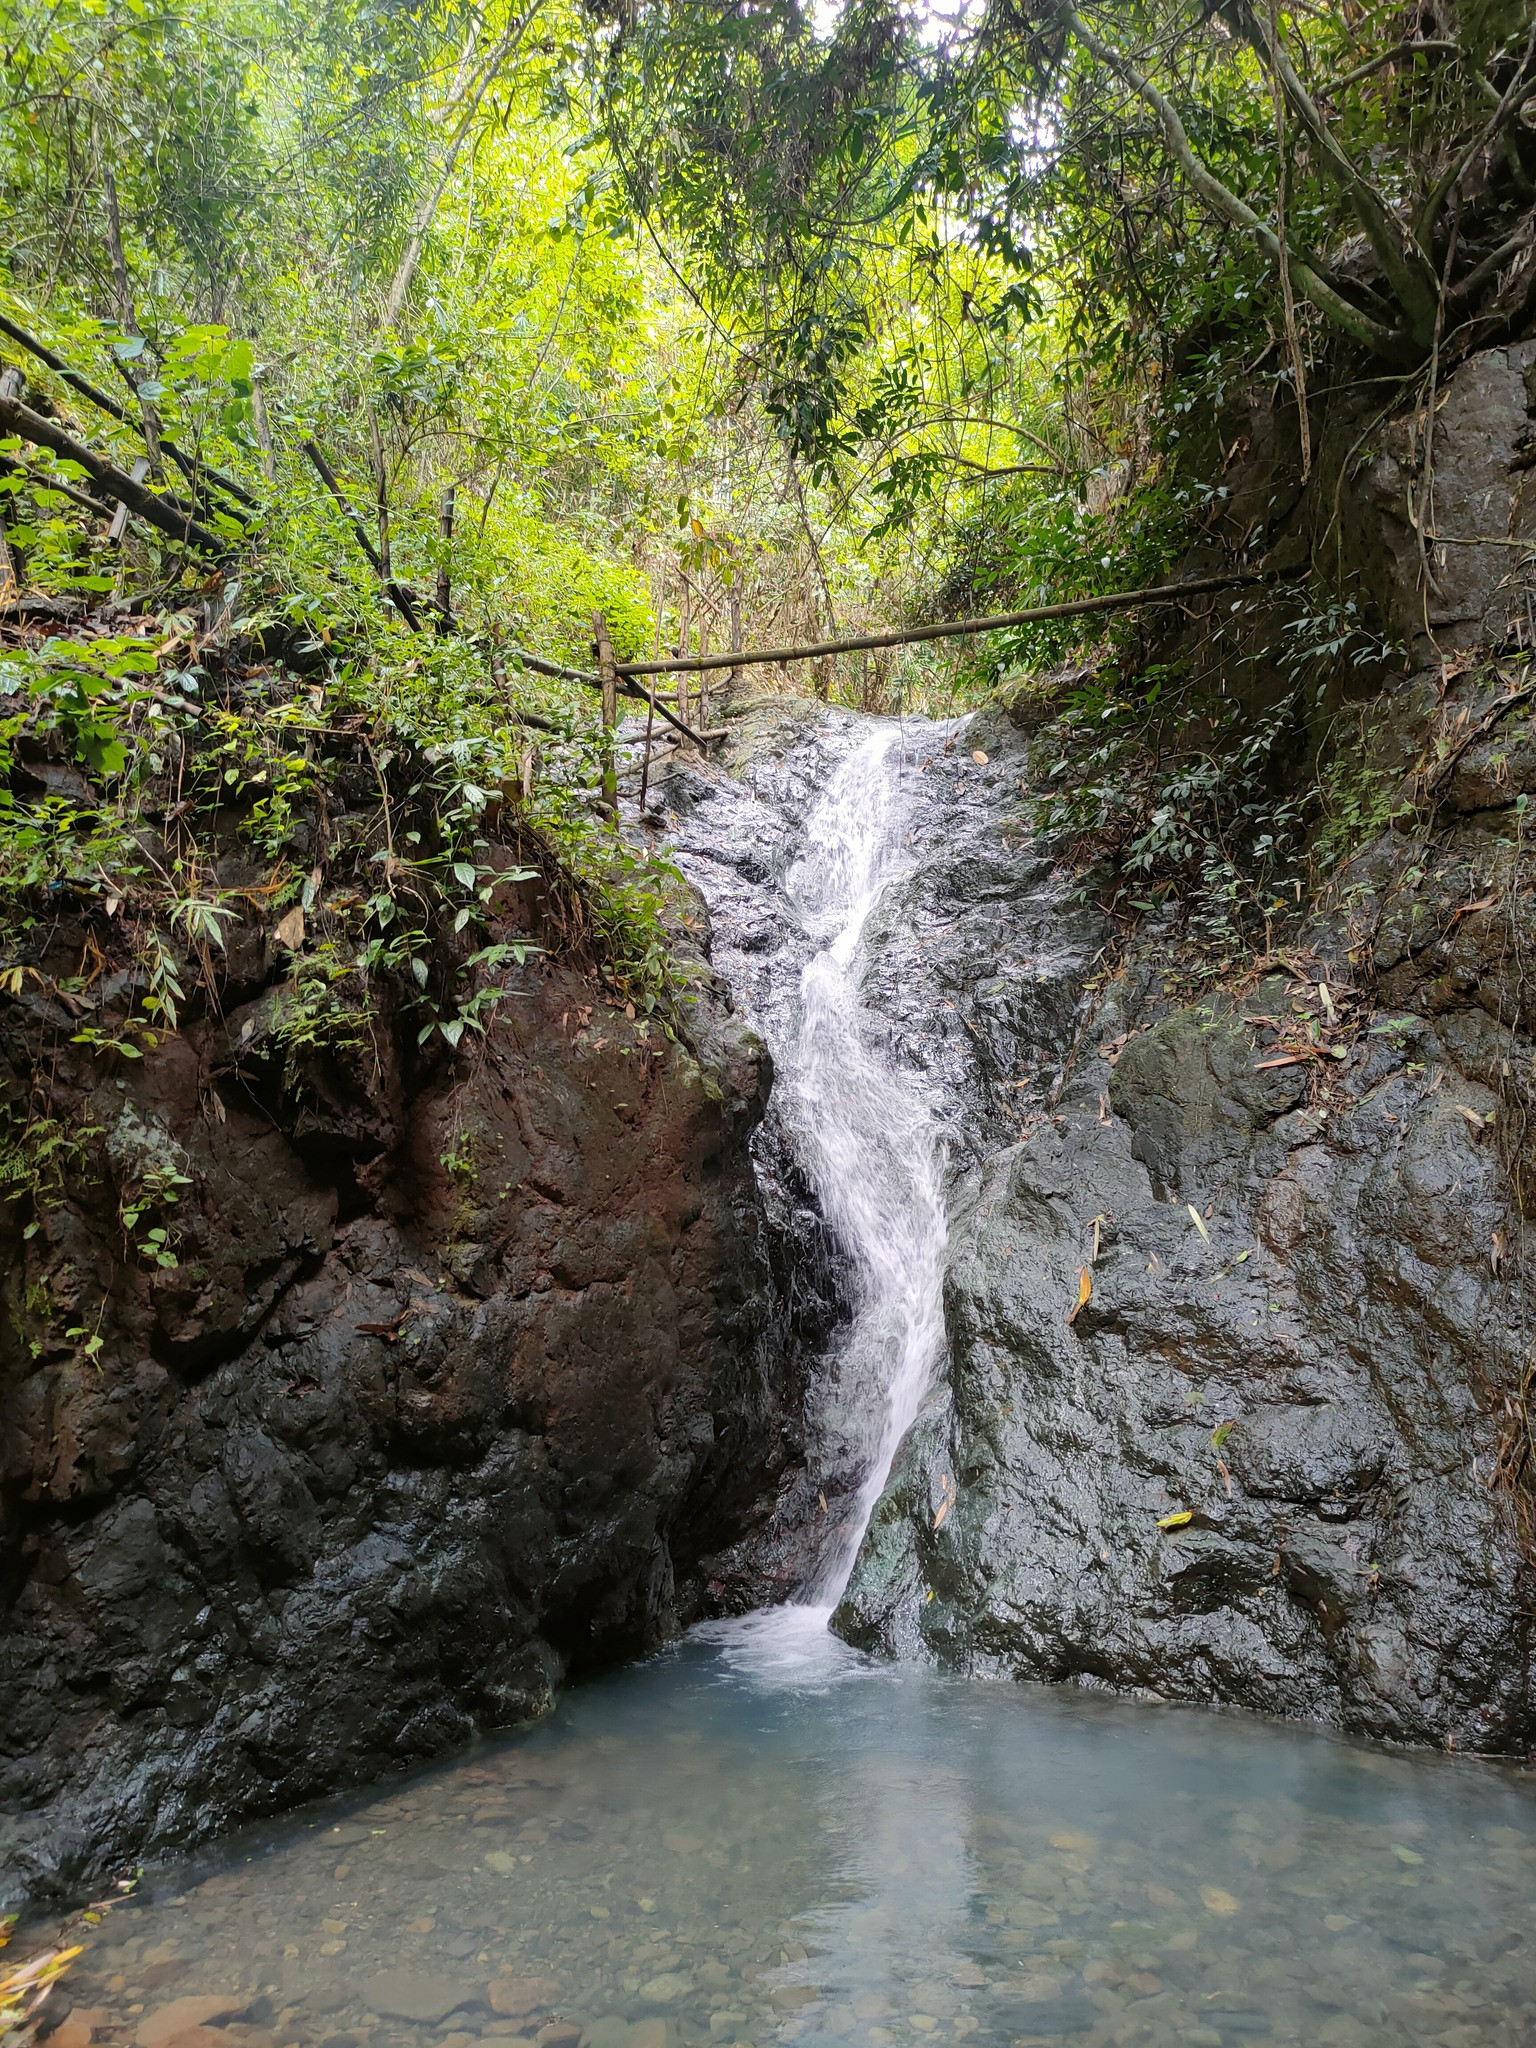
272,904,305,950
1067,1266,1092,1325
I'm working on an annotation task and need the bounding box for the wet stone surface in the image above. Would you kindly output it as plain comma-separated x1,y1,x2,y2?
37,1636,1536,2048
640,702,1102,1603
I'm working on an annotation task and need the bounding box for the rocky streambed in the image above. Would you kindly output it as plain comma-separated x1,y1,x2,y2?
27,1636,1536,2048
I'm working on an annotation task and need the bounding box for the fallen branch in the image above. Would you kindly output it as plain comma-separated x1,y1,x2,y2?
0,309,260,515
0,392,226,553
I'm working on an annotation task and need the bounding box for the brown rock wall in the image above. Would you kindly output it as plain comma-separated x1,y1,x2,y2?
0,936,791,1906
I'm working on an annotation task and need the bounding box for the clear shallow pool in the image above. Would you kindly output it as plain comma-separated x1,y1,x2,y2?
50,1614,1536,2048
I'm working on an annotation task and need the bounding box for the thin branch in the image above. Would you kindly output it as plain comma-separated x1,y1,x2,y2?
953,458,1060,480
1323,39,1459,95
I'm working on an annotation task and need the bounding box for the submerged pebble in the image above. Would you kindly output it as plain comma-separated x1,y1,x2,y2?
43,1632,1536,2048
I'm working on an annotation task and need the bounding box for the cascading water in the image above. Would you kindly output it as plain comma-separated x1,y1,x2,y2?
778,725,949,1604
702,721,951,1671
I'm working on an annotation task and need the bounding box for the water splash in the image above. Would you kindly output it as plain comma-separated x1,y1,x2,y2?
776,723,950,1607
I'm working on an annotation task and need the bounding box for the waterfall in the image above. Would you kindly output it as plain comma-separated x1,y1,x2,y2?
774,723,950,1610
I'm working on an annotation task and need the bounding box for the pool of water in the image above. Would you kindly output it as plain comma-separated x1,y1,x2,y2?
51,1614,1536,2048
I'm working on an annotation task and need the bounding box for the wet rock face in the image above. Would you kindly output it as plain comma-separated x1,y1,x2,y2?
834,688,1536,1746
838,991,1533,1747
1353,338,1536,658
662,698,1104,1161
0,959,790,1907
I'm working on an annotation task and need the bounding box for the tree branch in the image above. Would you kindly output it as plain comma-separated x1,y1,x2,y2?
0,309,260,513
1416,17,1536,253
1446,205,1536,309
1242,4,1441,337
1323,40,1459,95
1057,5,1410,358
381,6,542,330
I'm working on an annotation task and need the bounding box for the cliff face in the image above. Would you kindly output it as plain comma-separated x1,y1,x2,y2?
833,691,1536,1746
0,899,792,1906
832,341,1536,1747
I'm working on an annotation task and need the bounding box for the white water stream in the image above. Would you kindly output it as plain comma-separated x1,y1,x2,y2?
715,723,949,1672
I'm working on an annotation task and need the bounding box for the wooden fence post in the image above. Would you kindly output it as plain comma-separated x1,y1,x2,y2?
593,611,618,818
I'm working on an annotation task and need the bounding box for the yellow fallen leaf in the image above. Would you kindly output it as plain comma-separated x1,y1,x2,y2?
1187,1203,1211,1242
1157,1509,1193,1529
1067,1266,1092,1325
1200,1886,1240,1916
971,748,989,764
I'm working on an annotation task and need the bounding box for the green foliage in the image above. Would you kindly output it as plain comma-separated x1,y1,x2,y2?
0,1111,102,1214
946,469,1189,675
120,1159,193,1268
1313,755,1413,874
0,0,1514,1084
1035,669,1311,962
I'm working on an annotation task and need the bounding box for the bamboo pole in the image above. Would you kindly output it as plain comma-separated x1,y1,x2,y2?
505,645,705,745
616,570,1281,679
